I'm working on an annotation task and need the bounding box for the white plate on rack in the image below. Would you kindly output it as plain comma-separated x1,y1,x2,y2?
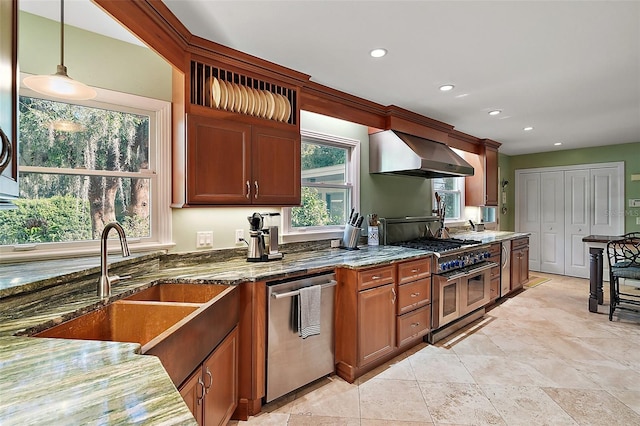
205,77,221,108
264,91,275,120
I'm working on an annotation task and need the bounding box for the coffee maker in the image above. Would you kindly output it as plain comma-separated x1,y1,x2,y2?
246,212,283,262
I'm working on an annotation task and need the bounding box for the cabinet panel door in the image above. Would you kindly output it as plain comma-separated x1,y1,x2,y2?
179,370,204,425
203,327,238,426
187,115,252,204
484,147,498,206
251,126,300,206
0,0,18,201
358,284,395,367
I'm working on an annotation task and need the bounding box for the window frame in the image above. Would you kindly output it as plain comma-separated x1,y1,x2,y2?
0,81,173,262
431,176,466,225
283,129,360,242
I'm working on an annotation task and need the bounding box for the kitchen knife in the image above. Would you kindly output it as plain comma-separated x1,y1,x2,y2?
355,215,364,228
348,208,355,223
351,212,359,225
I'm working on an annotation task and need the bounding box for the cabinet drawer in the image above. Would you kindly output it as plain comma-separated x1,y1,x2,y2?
512,237,529,250
488,243,501,256
358,265,395,291
397,278,431,315
397,306,430,347
397,258,431,285
490,277,500,300
490,265,500,280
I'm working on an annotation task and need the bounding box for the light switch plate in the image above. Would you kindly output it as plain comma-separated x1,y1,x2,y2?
629,199,640,208
196,231,213,248
637,217,640,225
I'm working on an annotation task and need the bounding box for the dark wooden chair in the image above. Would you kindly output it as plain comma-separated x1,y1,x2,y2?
606,232,640,320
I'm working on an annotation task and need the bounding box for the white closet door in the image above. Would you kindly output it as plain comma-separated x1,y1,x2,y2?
591,167,624,235
564,170,590,278
540,171,565,274
518,173,541,271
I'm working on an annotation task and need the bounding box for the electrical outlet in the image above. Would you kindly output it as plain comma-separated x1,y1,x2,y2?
629,199,640,207
637,217,640,225
196,231,213,249
235,229,244,244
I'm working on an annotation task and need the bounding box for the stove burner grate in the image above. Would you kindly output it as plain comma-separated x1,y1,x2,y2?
391,237,481,252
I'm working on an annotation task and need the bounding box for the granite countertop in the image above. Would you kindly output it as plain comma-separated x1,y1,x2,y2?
0,244,431,425
449,230,530,244
0,336,196,426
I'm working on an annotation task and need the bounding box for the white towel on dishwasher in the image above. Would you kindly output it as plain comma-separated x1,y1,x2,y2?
298,284,321,338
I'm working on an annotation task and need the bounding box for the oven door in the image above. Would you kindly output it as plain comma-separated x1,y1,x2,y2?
432,271,465,329
460,262,495,316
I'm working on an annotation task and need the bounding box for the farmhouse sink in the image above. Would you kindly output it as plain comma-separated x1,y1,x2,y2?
125,283,229,303
34,283,239,386
35,300,198,346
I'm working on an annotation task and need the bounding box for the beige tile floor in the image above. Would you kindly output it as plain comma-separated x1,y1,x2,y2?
229,273,640,425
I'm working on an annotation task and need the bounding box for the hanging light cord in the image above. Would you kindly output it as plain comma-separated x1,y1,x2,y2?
60,0,64,69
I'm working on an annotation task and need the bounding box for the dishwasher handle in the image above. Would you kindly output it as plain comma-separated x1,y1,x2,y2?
271,280,337,299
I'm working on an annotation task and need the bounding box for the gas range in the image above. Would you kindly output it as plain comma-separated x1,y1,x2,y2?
381,216,490,273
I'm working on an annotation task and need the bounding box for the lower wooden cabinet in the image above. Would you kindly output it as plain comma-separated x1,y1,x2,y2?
358,283,396,367
510,238,530,291
488,243,501,301
180,326,238,426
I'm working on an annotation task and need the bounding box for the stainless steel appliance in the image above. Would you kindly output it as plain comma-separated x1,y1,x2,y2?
246,212,283,262
369,130,474,179
501,240,511,296
266,272,336,402
246,212,266,262
431,249,495,342
381,216,496,343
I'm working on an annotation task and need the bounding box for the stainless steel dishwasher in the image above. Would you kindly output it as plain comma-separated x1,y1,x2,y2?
266,272,336,402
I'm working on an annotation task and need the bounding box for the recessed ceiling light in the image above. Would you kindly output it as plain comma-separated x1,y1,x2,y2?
523,126,534,131
370,48,387,58
554,142,562,146
488,110,502,116
439,84,455,92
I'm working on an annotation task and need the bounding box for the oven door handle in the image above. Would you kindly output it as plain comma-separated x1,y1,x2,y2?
445,272,466,281
462,262,498,277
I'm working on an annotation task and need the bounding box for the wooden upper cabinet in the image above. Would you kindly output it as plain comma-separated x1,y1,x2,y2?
173,57,302,207
187,115,252,205
251,126,300,205
462,143,499,207
0,0,18,204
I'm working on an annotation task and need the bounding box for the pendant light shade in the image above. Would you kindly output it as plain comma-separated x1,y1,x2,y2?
23,0,96,101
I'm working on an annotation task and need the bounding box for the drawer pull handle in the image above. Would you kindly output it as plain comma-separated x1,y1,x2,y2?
411,269,419,273
410,292,420,298
372,275,381,280
411,322,420,328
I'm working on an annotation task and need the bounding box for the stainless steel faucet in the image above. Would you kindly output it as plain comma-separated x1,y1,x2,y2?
98,222,131,299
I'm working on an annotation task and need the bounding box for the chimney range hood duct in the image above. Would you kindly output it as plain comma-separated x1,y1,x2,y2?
369,130,474,179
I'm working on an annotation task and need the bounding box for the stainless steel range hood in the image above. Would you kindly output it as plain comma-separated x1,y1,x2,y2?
369,130,474,178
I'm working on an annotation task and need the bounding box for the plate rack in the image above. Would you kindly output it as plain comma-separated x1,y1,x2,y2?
190,60,297,125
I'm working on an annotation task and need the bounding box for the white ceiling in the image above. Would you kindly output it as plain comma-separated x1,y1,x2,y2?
21,1,640,156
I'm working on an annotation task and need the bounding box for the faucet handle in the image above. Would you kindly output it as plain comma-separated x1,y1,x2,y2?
110,275,131,284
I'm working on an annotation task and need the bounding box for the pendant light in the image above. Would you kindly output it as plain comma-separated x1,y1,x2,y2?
24,0,97,101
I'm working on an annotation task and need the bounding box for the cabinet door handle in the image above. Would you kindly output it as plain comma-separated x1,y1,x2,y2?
204,367,213,393
391,287,396,304
0,128,11,174
197,377,206,405
410,292,420,298
245,180,250,199
254,180,259,198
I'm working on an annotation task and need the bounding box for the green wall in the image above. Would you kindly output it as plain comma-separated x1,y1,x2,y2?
19,12,172,101
500,142,640,233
